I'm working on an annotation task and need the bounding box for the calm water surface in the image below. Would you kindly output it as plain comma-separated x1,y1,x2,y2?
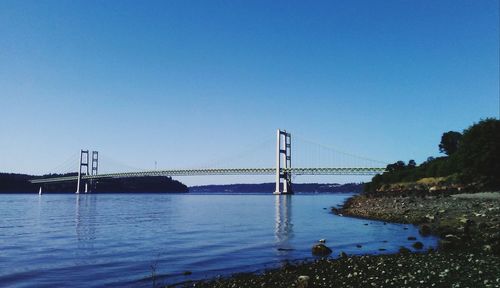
0,193,438,287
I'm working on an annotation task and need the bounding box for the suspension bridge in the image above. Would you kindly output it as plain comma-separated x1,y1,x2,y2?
30,129,387,194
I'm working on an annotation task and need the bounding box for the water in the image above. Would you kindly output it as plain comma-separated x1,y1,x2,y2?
0,193,438,287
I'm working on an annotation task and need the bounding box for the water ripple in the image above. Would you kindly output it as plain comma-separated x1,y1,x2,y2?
0,193,438,287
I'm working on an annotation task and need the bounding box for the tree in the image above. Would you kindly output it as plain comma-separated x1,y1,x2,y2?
386,161,406,172
439,131,462,155
455,119,500,189
408,159,416,168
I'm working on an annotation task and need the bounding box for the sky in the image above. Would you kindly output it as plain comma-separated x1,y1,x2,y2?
1,0,499,186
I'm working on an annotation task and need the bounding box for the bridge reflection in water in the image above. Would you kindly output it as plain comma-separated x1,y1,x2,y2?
274,195,293,250
75,195,97,245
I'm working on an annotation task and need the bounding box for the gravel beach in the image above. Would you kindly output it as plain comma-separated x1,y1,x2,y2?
340,193,500,253
180,249,499,288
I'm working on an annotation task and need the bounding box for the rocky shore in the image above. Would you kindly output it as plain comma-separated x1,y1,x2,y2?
179,249,499,287
176,192,500,288
339,192,500,254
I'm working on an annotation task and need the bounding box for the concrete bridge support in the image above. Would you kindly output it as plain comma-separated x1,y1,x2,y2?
274,129,293,195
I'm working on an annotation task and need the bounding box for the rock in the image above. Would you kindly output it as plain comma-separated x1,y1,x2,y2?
419,224,432,236
444,234,461,242
183,271,192,275
399,247,411,254
331,207,340,214
439,234,464,250
356,244,362,248
408,236,417,241
297,275,310,288
312,244,332,256
439,239,454,251
340,251,348,258
277,248,294,251
412,241,424,249
422,214,435,222
460,218,475,225
478,222,488,230
491,241,500,256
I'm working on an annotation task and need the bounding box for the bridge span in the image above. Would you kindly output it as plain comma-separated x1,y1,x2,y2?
31,129,386,194
30,167,385,184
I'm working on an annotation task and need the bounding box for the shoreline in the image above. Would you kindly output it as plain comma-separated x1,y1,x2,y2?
339,192,500,252
177,192,500,287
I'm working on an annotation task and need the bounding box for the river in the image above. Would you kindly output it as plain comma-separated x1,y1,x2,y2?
0,193,438,287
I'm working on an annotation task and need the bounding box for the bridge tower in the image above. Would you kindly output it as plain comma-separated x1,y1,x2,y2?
76,150,89,194
89,151,98,192
274,129,293,195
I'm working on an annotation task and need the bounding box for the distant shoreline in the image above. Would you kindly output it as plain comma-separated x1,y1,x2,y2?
189,182,364,194
0,172,188,193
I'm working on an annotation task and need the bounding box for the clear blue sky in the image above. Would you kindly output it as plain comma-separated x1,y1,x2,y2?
1,0,498,185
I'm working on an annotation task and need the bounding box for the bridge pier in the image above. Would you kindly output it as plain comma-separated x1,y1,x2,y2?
274,129,293,195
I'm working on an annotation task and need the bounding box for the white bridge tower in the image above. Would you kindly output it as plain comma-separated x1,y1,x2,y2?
76,150,89,194
76,150,98,194
274,129,293,194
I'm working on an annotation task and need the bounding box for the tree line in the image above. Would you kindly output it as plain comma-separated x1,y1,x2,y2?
0,172,188,193
365,118,500,192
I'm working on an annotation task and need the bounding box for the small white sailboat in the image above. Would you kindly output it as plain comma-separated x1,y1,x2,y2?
38,187,42,195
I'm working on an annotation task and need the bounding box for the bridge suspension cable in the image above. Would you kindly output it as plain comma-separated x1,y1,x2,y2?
293,134,387,169
98,154,147,174
43,152,79,175
190,135,273,170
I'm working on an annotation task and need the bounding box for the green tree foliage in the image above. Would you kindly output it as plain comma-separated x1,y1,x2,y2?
455,118,500,189
386,160,406,172
439,131,462,155
365,118,500,192
408,159,416,168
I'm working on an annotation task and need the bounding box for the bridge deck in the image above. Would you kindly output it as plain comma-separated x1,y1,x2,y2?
30,167,385,184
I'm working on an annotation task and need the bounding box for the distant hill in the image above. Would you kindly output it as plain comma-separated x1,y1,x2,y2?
0,172,188,193
189,182,363,193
